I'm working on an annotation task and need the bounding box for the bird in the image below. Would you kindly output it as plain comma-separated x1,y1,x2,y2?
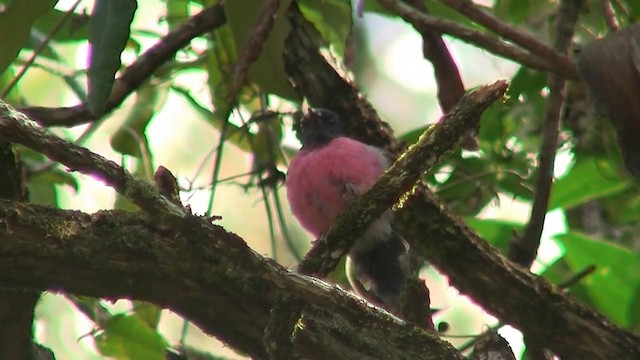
285,107,409,308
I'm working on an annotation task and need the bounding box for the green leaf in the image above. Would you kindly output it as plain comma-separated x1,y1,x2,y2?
555,232,640,328
0,0,57,76
298,0,352,58
251,112,284,173
110,84,166,158
95,314,167,360
30,168,79,192
465,218,522,253
33,8,90,43
399,124,434,146
225,0,299,101
133,301,162,329
541,257,593,302
629,286,640,330
549,157,630,211
433,156,495,216
203,22,237,123
28,176,58,206
170,85,253,152
88,0,137,116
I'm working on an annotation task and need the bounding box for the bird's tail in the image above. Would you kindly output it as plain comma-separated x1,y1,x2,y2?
348,229,410,309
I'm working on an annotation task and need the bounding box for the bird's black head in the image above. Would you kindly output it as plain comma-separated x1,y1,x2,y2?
296,108,343,148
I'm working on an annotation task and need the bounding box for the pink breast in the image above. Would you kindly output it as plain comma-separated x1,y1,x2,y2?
286,137,387,237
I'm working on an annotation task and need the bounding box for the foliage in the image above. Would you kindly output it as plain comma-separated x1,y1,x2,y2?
1,0,639,359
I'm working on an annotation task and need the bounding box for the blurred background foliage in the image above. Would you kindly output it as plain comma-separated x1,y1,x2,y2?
1,0,639,359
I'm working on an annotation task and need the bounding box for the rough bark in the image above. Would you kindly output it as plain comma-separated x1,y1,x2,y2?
0,144,42,360
282,5,640,359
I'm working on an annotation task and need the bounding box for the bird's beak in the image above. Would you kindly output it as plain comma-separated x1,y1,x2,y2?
304,108,320,124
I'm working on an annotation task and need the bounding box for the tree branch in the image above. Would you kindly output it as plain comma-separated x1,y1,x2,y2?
0,103,189,228
19,4,226,127
400,0,477,150
510,0,584,268
298,81,507,277
375,0,579,79
438,0,579,79
0,144,41,360
282,6,640,359
0,200,462,360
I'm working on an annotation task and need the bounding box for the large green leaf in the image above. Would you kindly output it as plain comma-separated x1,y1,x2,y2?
555,232,640,328
87,0,137,116
549,157,630,211
0,0,57,76
95,313,167,360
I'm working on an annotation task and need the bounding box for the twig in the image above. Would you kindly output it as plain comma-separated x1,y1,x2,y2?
404,0,465,112
439,0,579,79
558,264,596,289
400,0,478,150
0,100,186,222
0,139,37,359
458,263,596,353
375,0,579,79
1,0,82,98
509,1,585,358
601,0,619,32
207,0,281,213
509,0,585,268
20,5,227,127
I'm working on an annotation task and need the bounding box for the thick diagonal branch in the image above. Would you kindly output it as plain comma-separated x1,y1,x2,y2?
299,81,507,277
282,8,640,359
0,200,461,360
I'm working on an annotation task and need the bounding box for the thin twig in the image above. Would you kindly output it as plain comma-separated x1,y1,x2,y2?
401,0,478,150
0,100,186,221
558,264,596,289
509,2,585,358
510,0,585,268
20,5,227,127
439,0,579,79
376,0,579,79
1,0,82,98
206,0,281,213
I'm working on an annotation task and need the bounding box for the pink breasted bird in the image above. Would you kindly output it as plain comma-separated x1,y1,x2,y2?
286,108,409,308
